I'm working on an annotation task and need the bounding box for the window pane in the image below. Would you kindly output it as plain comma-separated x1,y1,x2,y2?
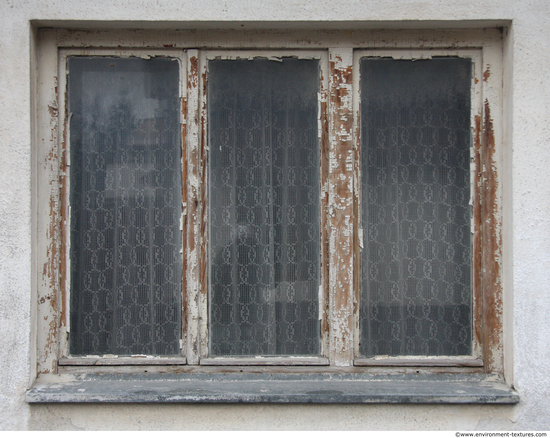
69,57,182,355
209,58,320,356
360,57,472,356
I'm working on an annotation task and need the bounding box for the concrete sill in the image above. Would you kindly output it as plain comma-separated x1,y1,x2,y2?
26,373,519,404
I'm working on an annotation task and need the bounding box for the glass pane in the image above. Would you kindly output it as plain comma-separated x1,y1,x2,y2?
360,57,472,356
69,57,182,356
209,58,320,356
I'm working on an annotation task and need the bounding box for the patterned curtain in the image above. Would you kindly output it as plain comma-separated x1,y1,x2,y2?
208,58,320,356
360,58,472,356
69,57,182,355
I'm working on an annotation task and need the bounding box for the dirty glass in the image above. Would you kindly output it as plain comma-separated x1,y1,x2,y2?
360,57,472,356
208,58,320,356
69,57,182,355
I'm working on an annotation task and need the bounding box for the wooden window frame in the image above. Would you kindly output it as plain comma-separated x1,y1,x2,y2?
195,50,330,366
34,27,504,377
352,49,485,368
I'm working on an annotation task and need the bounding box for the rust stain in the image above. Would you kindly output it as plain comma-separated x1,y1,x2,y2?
328,53,354,365
481,99,502,373
483,67,491,82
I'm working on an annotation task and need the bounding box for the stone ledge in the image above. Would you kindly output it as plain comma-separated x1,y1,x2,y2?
26,373,519,404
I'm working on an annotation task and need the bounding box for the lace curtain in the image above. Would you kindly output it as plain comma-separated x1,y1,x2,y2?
69,57,182,355
360,58,472,356
208,58,321,356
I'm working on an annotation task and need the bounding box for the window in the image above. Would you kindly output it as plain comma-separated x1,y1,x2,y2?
34,29,504,378
356,54,478,362
67,56,183,356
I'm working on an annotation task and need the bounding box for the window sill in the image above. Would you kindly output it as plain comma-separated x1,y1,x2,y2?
26,373,519,404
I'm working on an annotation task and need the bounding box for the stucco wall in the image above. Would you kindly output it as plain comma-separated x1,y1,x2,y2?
1,0,549,430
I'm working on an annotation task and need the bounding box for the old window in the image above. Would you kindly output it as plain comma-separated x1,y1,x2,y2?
357,54,477,362
67,56,183,356
34,30,505,382
207,57,321,357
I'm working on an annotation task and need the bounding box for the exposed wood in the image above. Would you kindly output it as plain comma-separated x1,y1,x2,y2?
36,32,62,375
185,50,201,365
481,99,503,373
328,48,355,367
473,113,484,361
198,55,209,360
479,33,504,374
58,357,187,366
57,364,486,375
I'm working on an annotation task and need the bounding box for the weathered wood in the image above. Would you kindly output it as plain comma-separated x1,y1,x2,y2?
328,48,355,367
185,49,201,365
58,357,187,366
35,30,505,376
480,41,504,374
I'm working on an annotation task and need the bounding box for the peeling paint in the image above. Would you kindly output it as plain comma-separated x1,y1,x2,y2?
35,34,505,378
181,90,188,352
480,99,503,373
198,61,209,359
185,50,202,364
328,50,354,367
39,69,62,375
473,113,484,356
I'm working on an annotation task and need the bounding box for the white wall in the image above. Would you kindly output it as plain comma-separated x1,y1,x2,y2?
1,0,549,430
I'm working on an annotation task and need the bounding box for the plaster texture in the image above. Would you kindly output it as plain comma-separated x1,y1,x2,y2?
1,0,549,430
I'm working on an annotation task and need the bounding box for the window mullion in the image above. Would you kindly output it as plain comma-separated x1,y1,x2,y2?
328,48,355,367
185,49,202,364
